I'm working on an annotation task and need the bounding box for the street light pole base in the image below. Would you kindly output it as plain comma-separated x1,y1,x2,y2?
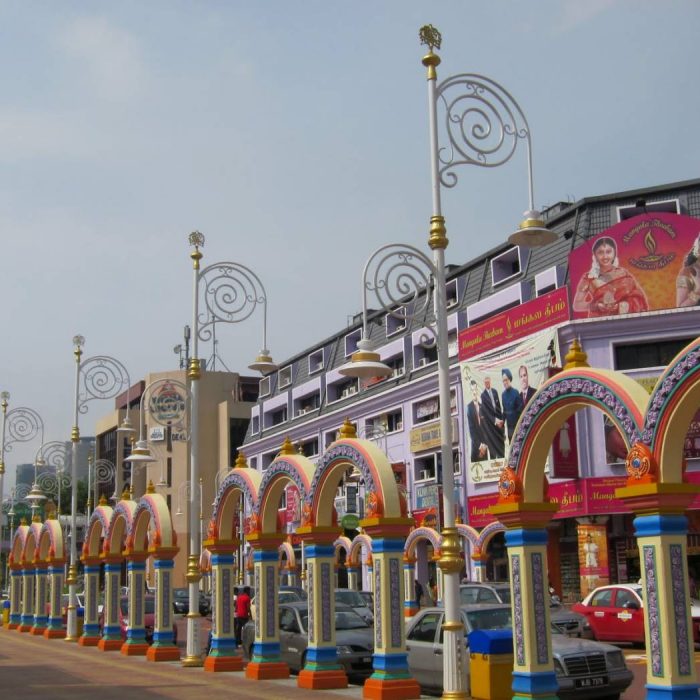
182,654,205,667
362,677,422,700
64,634,79,643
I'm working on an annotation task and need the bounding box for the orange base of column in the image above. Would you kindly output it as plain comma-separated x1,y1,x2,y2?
298,668,348,689
43,628,66,639
204,654,245,672
120,642,149,656
78,636,100,646
146,645,181,662
245,661,290,680
98,639,123,651
362,677,422,700
17,625,32,633
7,623,19,630
30,626,47,636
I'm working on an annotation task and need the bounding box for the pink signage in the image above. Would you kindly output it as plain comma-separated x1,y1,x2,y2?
458,287,569,360
569,213,700,319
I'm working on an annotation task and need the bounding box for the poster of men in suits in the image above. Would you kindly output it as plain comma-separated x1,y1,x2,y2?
460,329,561,484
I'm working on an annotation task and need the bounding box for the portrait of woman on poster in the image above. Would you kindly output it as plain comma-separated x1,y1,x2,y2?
572,236,649,317
676,234,700,307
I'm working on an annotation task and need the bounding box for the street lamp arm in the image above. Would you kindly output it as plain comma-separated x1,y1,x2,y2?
436,72,535,209
4,407,44,453
77,355,131,415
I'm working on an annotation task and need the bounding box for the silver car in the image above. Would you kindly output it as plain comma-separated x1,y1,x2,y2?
242,601,374,678
406,604,633,699
459,583,589,638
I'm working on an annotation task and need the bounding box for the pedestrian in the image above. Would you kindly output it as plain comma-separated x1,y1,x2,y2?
414,579,423,609
429,578,438,604
234,585,251,646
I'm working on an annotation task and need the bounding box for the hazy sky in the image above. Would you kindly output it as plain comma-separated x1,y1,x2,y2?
1,1,698,489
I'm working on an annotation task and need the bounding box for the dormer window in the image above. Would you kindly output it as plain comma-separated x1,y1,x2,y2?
278,366,292,389
309,349,324,374
386,308,407,337
491,246,529,287
446,279,458,309
259,376,271,398
344,329,362,357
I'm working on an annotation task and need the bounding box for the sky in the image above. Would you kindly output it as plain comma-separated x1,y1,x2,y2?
1,0,698,492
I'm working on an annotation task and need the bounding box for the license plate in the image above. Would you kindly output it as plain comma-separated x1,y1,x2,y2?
362,657,371,664
575,676,608,688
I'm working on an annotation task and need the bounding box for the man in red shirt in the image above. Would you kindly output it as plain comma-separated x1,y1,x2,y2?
235,586,251,646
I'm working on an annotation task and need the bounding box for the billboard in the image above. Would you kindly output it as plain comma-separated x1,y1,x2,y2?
460,329,561,484
569,213,700,319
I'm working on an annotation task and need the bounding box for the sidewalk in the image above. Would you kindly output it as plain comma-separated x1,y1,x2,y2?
0,626,368,700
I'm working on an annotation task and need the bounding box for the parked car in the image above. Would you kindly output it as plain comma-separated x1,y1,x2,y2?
573,583,700,645
172,587,210,616
406,604,633,699
459,583,588,637
242,601,373,678
358,591,373,609
279,585,307,600
335,588,373,624
99,594,177,644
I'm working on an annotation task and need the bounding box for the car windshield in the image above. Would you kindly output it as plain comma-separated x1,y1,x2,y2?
493,587,511,603
174,589,188,599
335,610,370,630
465,608,512,631
335,590,368,607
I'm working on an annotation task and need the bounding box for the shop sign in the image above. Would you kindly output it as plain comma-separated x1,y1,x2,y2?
586,476,629,515
415,483,441,511
412,507,439,529
149,426,166,442
466,492,499,528
341,514,360,530
409,418,458,453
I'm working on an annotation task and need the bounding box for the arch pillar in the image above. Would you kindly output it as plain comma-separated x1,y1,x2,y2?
8,564,22,629
18,565,35,632
492,502,559,700
402,557,418,618
347,564,360,592
617,483,700,700
121,553,149,656
297,526,348,690
366,555,374,594
204,543,244,672
244,533,289,680
30,562,49,635
99,557,124,651
362,520,420,700
44,563,66,638
471,552,486,583
147,549,181,662
79,558,102,645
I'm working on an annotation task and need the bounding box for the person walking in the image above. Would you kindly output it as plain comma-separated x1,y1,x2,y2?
234,586,251,646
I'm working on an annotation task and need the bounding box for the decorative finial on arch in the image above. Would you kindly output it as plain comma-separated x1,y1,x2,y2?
564,338,589,369
121,486,131,501
234,452,248,469
20,517,27,526
129,483,135,499
625,442,658,485
339,418,357,439
32,512,42,523
279,436,295,456
497,466,523,503
147,480,156,494
98,494,109,506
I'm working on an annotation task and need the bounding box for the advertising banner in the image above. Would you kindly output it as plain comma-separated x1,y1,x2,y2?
578,523,610,598
569,212,700,319
460,329,561,484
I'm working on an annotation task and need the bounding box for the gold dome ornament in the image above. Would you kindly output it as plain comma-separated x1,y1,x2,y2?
564,338,590,369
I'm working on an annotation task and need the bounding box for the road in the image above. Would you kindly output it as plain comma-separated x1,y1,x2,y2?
2,622,698,698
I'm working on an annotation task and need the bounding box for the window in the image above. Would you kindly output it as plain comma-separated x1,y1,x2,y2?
251,415,260,434
617,198,680,222
591,589,613,607
386,308,407,336
414,344,438,369
295,393,320,417
414,397,439,424
299,438,319,458
366,409,403,435
309,349,324,374
467,282,526,326
387,355,405,378
415,449,459,481
491,246,529,287
446,279,458,308
448,331,458,358
278,366,292,389
259,376,271,398
534,265,565,297
270,407,287,426
614,338,694,371
407,612,441,642
330,379,359,402
324,429,339,448
261,451,277,471
344,329,362,357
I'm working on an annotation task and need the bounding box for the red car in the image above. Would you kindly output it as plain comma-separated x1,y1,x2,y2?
573,583,700,644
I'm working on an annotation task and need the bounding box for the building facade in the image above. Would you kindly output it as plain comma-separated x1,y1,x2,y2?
241,178,700,601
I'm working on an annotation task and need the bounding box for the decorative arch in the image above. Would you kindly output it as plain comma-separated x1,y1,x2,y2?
210,464,260,542
84,502,114,559
278,540,296,568
405,527,442,559
642,337,700,483
256,453,314,534
505,367,648,502
38,518,66,563
105,498,138,557
334,536,352,564
10,522,30,564
348,533,373,566
128,491,176,554
22,521,43,565
467,521,506,556
310,438,407,527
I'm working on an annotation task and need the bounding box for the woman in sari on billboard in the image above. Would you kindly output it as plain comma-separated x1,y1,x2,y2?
676,233,700,307
572,236,649,317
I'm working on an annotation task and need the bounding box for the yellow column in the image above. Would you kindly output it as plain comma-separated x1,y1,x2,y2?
44,563,65,638
79,559,101,645
18,564,35,632
147,551,181,662
98,558,123,651
30,563,48,635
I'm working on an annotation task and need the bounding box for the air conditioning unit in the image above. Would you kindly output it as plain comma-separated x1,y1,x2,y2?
420,469,432,481
395,420,403,431
341,388,351,398
297,408,308,416
446,298,458,309
417,357,429,367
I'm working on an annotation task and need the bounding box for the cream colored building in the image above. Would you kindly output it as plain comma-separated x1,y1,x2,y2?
94,368,258,587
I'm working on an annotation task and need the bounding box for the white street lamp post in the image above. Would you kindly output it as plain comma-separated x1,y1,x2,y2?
66,336,131,642
183,231,276,666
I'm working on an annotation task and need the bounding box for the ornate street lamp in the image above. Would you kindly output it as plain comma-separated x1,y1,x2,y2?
66,335,130,642
183,231,277,666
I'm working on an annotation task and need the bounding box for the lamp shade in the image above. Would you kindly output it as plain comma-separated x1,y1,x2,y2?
507,209,558,247
248,349,278,374
338,339,392,380
124,440,157,464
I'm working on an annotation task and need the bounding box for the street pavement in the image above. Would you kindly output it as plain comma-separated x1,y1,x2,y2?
2,623,698,699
